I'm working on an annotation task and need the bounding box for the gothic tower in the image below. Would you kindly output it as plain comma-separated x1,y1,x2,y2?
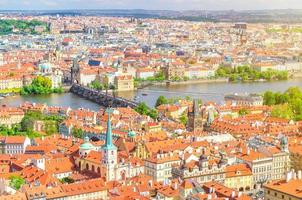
188,99,204,132
71,57,80,84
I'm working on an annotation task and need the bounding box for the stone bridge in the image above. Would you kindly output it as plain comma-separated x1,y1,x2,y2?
70,84,139,109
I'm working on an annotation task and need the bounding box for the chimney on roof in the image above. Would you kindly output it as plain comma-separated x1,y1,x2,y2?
172,182,178,190
293,171,297,180
207,194,212,200
231,191,235,198
238,192,242,198
247,147,250,155
148,180,153,187
286,171,292,182
296,170,302,180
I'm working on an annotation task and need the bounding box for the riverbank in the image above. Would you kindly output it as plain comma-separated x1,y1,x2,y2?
292,72,302,78
137,78,228,88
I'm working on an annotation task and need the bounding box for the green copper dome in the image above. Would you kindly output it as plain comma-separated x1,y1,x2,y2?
39,63,52,70
80,136,94,150
127,130,136,138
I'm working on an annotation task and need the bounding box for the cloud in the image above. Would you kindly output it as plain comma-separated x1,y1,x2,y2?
2,0,302,10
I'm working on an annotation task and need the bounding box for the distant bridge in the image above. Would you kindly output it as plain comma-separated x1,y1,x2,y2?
70,84,139,109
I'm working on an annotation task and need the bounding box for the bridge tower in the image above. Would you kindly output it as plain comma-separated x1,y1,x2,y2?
188,99,204,132
71,57,80,84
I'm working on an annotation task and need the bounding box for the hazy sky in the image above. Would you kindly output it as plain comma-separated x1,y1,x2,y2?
1,0,302,10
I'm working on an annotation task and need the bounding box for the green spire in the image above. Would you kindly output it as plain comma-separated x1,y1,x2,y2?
102,108,117,150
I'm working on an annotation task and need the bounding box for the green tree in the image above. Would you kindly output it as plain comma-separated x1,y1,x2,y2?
32,76,52,88
179,114,188,125
135,103,158,120
9,175,25,190
183,76,189,81
21,76,56,95
285,87,302,99
135,103,150,116
271,104,294,120
148,109,158,120
155,96,168,107
72,127,84,138
44,121,58,135
263,91,276,106
60,177,75,184
239,108,250,116
90,79,103,91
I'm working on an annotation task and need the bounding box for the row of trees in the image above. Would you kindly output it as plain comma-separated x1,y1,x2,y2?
20,76,64,95
216,65,288,82
134,71,165,83
0,19,49,35
263,87,302,120
21,111,65,135
134,102,158,120
89,79,116,91
0,111,65,138
0,124,41,138
155,95,193,107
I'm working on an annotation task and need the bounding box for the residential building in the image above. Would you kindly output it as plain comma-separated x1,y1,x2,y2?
114,75,134,91
225,94,263,106
225,163,253,192
263,171,302,200
3,136,31,154
145,153,181,182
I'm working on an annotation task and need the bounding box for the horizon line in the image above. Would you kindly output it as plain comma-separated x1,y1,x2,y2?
0,8,301,12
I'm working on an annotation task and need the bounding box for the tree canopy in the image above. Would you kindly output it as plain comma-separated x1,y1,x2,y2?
9,175,25,190
155,95,168,107
89,79,103,91
21,76,63,95
263,87,302,120
72,127,84,139
216,65,288,82
0,19,49,35
135,102,158,120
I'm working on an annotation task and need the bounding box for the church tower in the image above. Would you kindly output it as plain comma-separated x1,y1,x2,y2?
187,99,204,132
101,108,117,181
280,136,289,153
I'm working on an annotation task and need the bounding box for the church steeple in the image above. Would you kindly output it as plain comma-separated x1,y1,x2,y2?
101,108,118,181
102,108,117,150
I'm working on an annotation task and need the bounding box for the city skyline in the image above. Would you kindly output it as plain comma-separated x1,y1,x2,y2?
1,0,302,11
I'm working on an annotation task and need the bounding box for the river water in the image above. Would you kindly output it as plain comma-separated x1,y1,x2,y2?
1,79,302,110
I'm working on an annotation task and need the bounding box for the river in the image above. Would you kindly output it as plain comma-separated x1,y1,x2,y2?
1,79,302,110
